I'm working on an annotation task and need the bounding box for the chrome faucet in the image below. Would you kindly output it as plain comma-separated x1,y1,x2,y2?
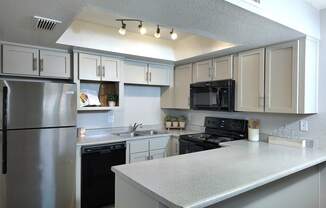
131,122,143,132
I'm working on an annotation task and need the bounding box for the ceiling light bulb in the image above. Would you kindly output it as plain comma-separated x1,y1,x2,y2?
119,22,126,35
170,29,178,40
138,22,147,35
154,25,161,38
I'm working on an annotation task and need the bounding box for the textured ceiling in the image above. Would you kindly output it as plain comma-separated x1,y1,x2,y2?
0,0,304,52
0,0,83,47
306,0,326,10
85,0,304,49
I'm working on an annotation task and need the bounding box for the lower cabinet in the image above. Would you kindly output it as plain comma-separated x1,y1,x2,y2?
126,136,170,164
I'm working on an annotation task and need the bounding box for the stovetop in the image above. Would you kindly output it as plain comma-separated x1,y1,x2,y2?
181,133,237,145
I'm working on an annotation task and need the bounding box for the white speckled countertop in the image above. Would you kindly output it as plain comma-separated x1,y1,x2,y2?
76,129,199,146
112,140,326,208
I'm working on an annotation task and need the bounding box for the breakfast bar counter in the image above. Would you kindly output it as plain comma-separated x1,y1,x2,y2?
112,140,326,208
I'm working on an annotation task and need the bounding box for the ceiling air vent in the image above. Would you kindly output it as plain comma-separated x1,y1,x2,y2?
33,16,62,31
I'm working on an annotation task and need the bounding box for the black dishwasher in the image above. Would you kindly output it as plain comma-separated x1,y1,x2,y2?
81,142,126,208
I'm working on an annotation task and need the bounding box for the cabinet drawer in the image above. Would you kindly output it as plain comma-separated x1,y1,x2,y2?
128,139,149,154
149,137,170,150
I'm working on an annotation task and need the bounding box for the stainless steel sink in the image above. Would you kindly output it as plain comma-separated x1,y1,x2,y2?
114,130,167,138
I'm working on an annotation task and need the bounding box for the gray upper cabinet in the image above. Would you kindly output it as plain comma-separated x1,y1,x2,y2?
2,43,71,79
192,60,212,83
265,41,299,114
2,44,39,76
39,50,71,79
124,61,148,85
101,56,120,82
235,48,265,112
212,55,233,80
79,53,101,81
78,53,120,82
123,60,172,86
161,64,192,109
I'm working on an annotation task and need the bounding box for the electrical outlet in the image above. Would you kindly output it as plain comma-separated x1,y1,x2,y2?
300,120,309,132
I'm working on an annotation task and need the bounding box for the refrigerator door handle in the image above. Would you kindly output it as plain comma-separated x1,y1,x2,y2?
2,86,7,174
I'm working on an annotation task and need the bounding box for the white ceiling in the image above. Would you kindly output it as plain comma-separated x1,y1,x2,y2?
0,0,304,53
306,0,326,10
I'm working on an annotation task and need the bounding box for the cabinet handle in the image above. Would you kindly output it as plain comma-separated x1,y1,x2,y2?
33,58,37,71
96,66,101,77
145,71,149,82
149,72,152,82
102,66,105,77
39,58,44,72
151,155,154,160
146,156,150,160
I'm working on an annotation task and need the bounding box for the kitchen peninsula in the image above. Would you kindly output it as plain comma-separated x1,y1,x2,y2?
113,141,326,208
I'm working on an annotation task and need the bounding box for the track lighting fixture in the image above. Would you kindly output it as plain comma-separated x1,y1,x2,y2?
154,25,161,38
170,28,178,40
138,21,147,35
116,19,178,40
118,21,126,35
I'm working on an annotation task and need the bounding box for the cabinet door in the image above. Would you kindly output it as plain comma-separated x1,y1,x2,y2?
2,44,39,76
124,61,148,84
79,53,101,81
101,56,120,81
128,139,149,154
212,55,233,80
265,41,299,113
149,149,166,160
174,64,192,109
149,137,169,151
39,50,71,79
236,48,265,112
129,152,149,163
192,60,212,83
148,64,172,86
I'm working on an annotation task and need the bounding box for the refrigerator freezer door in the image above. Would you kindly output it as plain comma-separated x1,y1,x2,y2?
4,127,76,208
4,80,76,129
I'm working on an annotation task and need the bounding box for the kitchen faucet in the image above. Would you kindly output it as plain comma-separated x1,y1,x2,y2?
131,122,143,132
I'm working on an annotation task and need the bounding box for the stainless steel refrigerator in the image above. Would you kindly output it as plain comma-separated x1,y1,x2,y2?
0,80,77,208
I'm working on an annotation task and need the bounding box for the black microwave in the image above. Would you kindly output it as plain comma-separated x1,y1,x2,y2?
190,79,235,111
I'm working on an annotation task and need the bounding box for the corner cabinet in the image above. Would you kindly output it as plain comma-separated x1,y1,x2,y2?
123,60,173,86
161,64,192,109
235,48,265,112
126,136,170,164
1,43,71,79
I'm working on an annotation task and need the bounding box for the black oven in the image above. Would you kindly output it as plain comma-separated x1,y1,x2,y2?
190,79,235,111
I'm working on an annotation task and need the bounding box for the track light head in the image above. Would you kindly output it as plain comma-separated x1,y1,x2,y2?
170,28,178,40
119,21,126,35
154,25,161,38
138,21,147,35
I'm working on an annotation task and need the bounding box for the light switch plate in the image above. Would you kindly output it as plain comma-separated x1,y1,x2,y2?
300,120,309,132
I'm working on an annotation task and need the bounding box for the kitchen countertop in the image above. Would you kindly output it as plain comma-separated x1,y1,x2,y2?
76,132,172,146
76,128,200,146
112,140,326,208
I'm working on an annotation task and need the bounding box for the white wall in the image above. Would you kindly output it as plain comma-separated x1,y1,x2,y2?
226,0,320,39
77,85,162,128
